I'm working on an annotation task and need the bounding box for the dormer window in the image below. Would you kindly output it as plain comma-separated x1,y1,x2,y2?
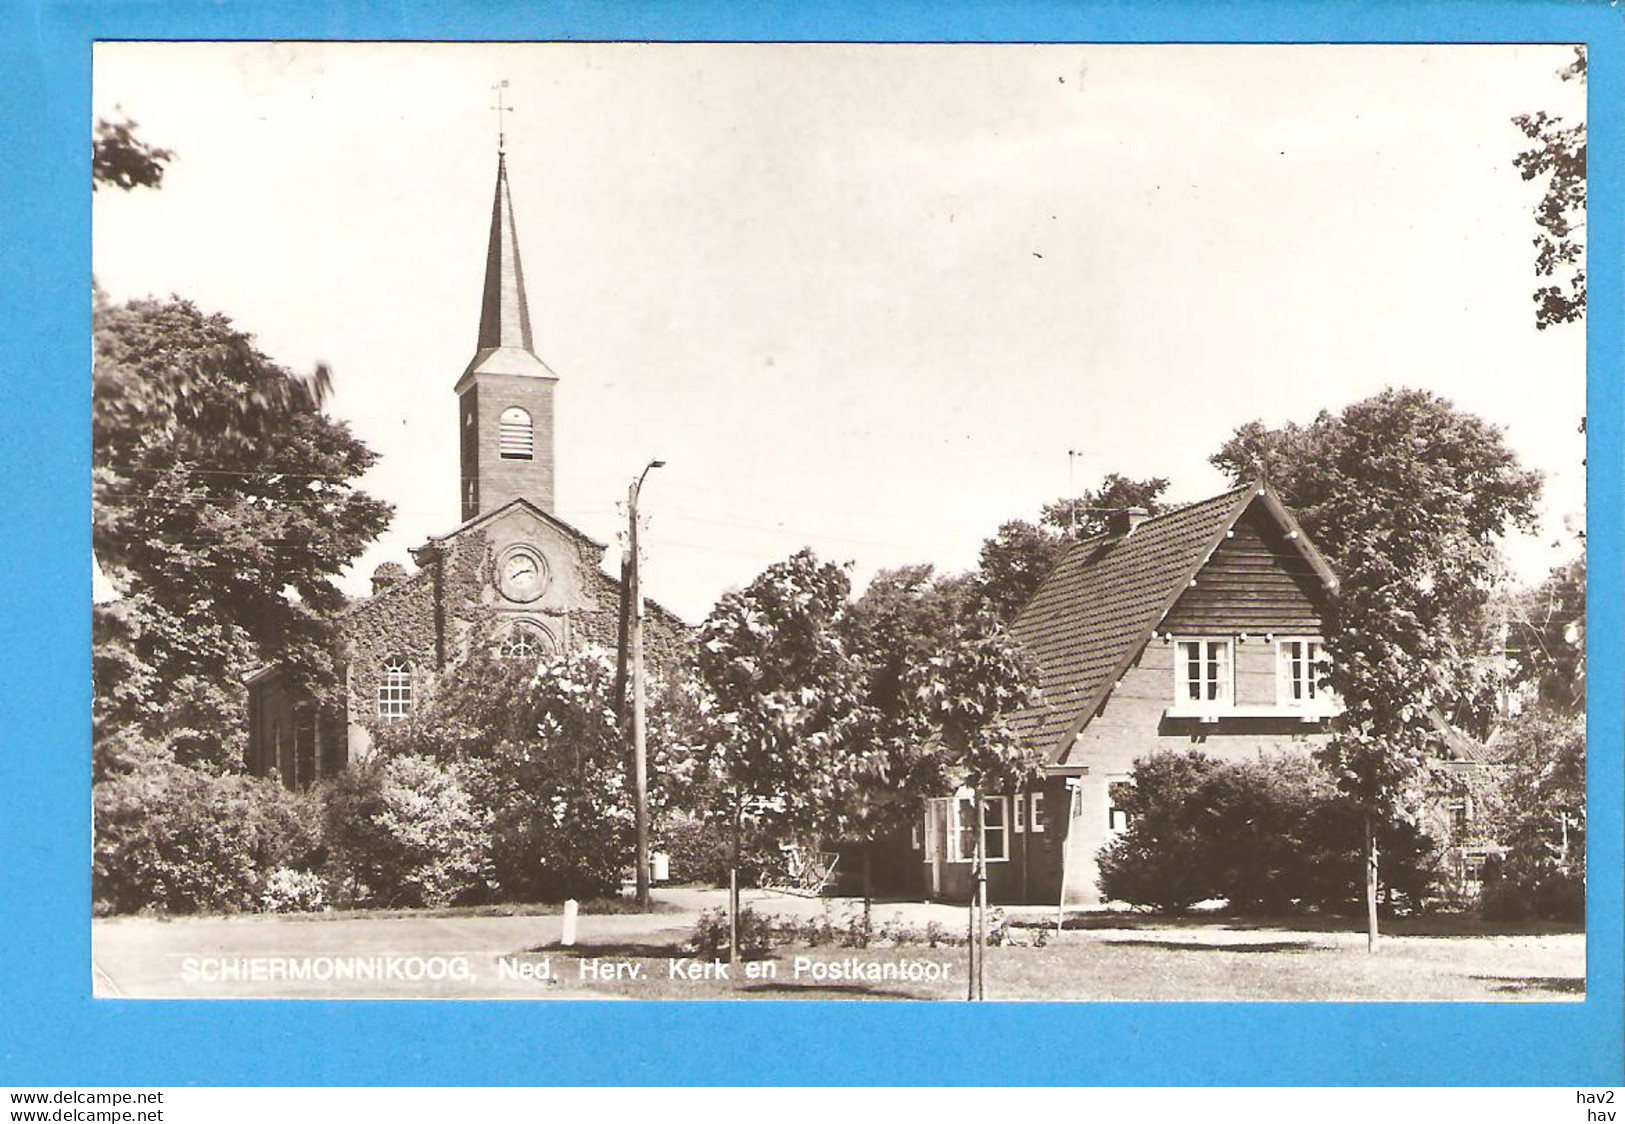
1174,638,1232,709
499,406,533,460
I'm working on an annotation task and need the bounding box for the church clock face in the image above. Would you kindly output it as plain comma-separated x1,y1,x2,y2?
497,544,550,603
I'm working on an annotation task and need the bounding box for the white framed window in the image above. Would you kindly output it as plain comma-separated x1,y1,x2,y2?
497,623,555,660
499,406,533,460
1013,794,1026,833
948,796,1009,863
377,658,412,719
1277,638,1327,708
910,821,923,851
1108,780,1134,835
1174,638,1233,709
1030,792,1045,833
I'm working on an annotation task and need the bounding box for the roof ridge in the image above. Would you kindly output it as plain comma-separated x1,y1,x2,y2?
1010,483,1269,765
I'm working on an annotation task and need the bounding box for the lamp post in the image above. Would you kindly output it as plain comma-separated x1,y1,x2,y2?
628,459,664,908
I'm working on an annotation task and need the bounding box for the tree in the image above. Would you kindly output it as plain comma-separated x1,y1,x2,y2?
93,297,392,771
1504,554,1586,714
974,473,1170,621
1480,709,1585,921
93,113,172,192
694,549,870,959
1512,47,1586,330
838,565,974,917
907,608,1044,998
1038,473,1170,538
1213,389,1541,949
371,645,696,902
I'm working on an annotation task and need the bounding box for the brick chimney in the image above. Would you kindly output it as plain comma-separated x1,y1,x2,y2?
371,562,407,596
1111,507,1152,536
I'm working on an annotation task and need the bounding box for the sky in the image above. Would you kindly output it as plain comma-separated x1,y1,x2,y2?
91,43,1587,622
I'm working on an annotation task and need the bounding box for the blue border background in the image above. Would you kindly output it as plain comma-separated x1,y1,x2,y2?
2,0,1619,1087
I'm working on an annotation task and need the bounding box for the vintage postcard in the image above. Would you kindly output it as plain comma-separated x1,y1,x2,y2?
89,41,1587,1004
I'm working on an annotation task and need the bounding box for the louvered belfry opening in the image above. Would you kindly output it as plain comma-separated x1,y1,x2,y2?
499,406,533,460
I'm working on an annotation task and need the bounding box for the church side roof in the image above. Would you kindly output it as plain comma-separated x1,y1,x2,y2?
1009,482,1337,763
428,494,608,554
338,495,690,628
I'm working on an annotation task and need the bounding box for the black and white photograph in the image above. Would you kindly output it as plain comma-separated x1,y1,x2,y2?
90,41,1587,1002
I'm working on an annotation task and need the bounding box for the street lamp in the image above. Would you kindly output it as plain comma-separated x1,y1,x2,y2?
627,459,664,908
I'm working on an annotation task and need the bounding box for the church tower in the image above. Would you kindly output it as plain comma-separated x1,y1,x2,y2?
455,150,559,521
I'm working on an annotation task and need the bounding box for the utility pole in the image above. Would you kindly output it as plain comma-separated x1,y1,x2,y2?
627,459,665,909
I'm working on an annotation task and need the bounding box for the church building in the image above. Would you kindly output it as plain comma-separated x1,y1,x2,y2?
245,150,687,787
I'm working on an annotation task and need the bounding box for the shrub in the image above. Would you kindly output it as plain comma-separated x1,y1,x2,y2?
688,906,776,960
1481,851,1584,922
92,761,322,915
657,811,783,887
874,913,927,946
1095,753,1218,912
839,907,873,948
322,755,491,909
260,867,328,913
1096,750,1443,915
986,908,1010,947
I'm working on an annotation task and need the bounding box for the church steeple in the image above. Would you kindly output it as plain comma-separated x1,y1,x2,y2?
456,146,560,521
475,153,535,354
459,152,556,384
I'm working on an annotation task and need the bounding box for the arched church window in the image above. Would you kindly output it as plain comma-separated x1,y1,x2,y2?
499,406,533,460
497,623,557,661
377,658,413,719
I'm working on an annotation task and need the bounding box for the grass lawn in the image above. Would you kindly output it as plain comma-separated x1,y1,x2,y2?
92,888,1583,1001
521,929,1584,1002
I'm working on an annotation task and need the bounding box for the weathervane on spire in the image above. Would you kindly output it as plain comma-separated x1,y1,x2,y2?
491,80,514,154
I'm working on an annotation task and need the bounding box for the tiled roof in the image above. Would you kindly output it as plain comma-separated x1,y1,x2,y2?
1429,710,1497,768
1009,485,1255,762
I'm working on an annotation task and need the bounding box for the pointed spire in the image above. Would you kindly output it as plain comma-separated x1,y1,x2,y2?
478,153,534,353
460,151,555,386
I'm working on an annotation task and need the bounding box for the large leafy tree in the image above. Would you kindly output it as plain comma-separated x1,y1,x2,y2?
1213,388,1541,947
92,113,172,193
372,646,696,901
975,473,1169,621
1480,708,1585,921
93,295,392,772
838,565,974,909
1512,47,1586,330
907,607,1044,998
694,549,871,955
1504,554,1586,714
